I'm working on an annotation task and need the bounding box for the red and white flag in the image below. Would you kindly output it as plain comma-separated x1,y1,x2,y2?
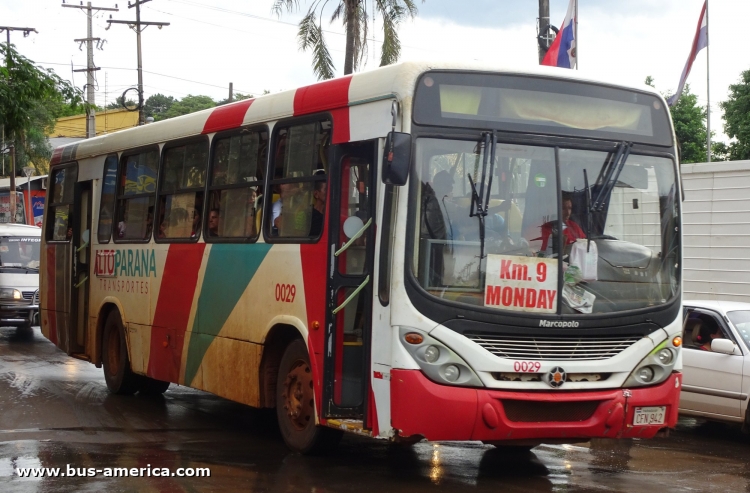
667,1,707,106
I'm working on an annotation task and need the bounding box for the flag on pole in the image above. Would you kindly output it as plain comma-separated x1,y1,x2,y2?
667,1,708,106
541,0,577,69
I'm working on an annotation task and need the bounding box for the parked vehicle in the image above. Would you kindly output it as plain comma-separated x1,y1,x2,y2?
681,300,750,429
0,223,41,328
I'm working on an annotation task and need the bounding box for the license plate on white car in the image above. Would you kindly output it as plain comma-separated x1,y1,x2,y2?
633,406,666,425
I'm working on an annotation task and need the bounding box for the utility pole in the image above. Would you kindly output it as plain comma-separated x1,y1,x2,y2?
62,2,118,139
228,82,234,104
107,0,169,126
1,26,37,223
537,0,550,63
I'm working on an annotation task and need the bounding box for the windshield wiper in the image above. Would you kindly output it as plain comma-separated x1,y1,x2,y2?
591,141,632,212
467,131,497,260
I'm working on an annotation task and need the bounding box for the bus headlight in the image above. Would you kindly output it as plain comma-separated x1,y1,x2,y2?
399,327,483,387
424,345,440,363
637,366,655,383
442,364,460,382
624,341,678,388
0,288,22,300
657,348,674,365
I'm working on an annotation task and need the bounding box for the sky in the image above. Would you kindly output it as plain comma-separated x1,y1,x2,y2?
2,0,749,144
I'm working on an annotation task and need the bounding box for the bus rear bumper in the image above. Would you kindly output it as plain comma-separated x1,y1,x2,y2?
390,369,681,443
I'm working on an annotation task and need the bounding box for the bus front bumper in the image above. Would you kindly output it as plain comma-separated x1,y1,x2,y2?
391,369,681,443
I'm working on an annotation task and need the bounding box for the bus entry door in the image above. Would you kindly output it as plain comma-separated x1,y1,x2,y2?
69,180,92,356
323,142,377,421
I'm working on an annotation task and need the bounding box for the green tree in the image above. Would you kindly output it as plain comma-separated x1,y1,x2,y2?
273,0,423,80
159,95,216,120
216,92,255,106
719,69,750,161
144,93,176,120
670,85,708,163
1,43,81,175
106,95,137,110
647,77,711,163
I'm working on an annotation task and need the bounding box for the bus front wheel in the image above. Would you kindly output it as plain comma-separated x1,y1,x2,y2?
102,310,139,395
276,339,342,454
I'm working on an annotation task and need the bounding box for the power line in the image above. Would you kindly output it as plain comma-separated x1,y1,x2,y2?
36,60,262,95
107,0,170,125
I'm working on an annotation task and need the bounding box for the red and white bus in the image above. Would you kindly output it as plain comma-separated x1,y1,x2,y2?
41,61,683,453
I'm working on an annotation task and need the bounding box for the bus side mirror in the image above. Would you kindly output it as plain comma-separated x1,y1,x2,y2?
382,132,411,186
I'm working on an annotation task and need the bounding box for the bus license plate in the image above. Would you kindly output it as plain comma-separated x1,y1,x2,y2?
633,406,666,426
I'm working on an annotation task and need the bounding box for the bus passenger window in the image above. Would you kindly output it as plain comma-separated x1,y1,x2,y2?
115,149,158,242
156,140,207,241
267,121,330,240
206,128,267,241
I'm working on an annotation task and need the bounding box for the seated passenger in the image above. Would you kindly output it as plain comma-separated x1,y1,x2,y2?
207,208,220,237
310,181,326,237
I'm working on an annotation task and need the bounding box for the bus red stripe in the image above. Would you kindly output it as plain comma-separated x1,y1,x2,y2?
202,99,254,134
293,76,352,115
300,219,329,419
45,245,57,345
148,243,206,383
294,77,352,144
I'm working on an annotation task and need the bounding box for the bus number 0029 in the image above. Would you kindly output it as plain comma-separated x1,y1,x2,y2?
275,284,296,303
513,361,541,372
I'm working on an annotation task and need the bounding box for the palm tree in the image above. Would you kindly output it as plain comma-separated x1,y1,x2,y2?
273,0,423,80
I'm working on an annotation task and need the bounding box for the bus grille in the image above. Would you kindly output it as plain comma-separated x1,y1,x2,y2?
22,291,34,301
33,290,40,305
466,333,640,361
502,400,601,422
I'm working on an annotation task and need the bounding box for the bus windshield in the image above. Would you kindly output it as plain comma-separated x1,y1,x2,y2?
412,138,679,315
0,236,41,269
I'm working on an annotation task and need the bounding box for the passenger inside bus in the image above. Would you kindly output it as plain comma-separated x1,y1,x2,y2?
243,188,259,237
310,180,327,237
207,208,220,237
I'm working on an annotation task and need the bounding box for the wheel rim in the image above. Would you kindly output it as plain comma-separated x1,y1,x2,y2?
106,327,120,377
282,359,314,431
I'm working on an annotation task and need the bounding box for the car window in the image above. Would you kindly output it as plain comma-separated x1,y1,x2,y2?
683,310,728,350
726,310,750,350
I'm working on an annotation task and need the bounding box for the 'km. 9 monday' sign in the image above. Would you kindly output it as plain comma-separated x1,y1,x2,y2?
484,255,558,313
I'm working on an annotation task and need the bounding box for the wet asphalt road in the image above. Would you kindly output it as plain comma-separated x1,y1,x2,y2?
1,326,749,493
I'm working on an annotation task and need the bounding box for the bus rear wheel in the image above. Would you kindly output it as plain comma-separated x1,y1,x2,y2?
276,339,342,454
102,310,139,395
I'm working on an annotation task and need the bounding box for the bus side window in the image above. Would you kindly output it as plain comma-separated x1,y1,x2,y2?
114,149,158,242
156,139,208,241
97,155,118,243
206,128,267,241
266,120,330,241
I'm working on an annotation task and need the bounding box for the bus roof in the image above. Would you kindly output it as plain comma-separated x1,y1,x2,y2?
50,60,665,166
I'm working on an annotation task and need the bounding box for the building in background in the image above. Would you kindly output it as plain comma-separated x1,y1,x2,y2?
50,107,139,138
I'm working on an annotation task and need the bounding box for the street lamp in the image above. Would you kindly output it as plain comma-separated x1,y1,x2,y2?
22,166,33,226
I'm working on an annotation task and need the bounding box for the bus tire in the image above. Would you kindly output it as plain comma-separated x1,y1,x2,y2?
138,376,170,395
102,310,139,395
276,339,342,454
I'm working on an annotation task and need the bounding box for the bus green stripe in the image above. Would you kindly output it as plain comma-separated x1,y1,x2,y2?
184,244,272,386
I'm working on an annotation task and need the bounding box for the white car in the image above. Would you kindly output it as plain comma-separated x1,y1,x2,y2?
680,300,750,429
